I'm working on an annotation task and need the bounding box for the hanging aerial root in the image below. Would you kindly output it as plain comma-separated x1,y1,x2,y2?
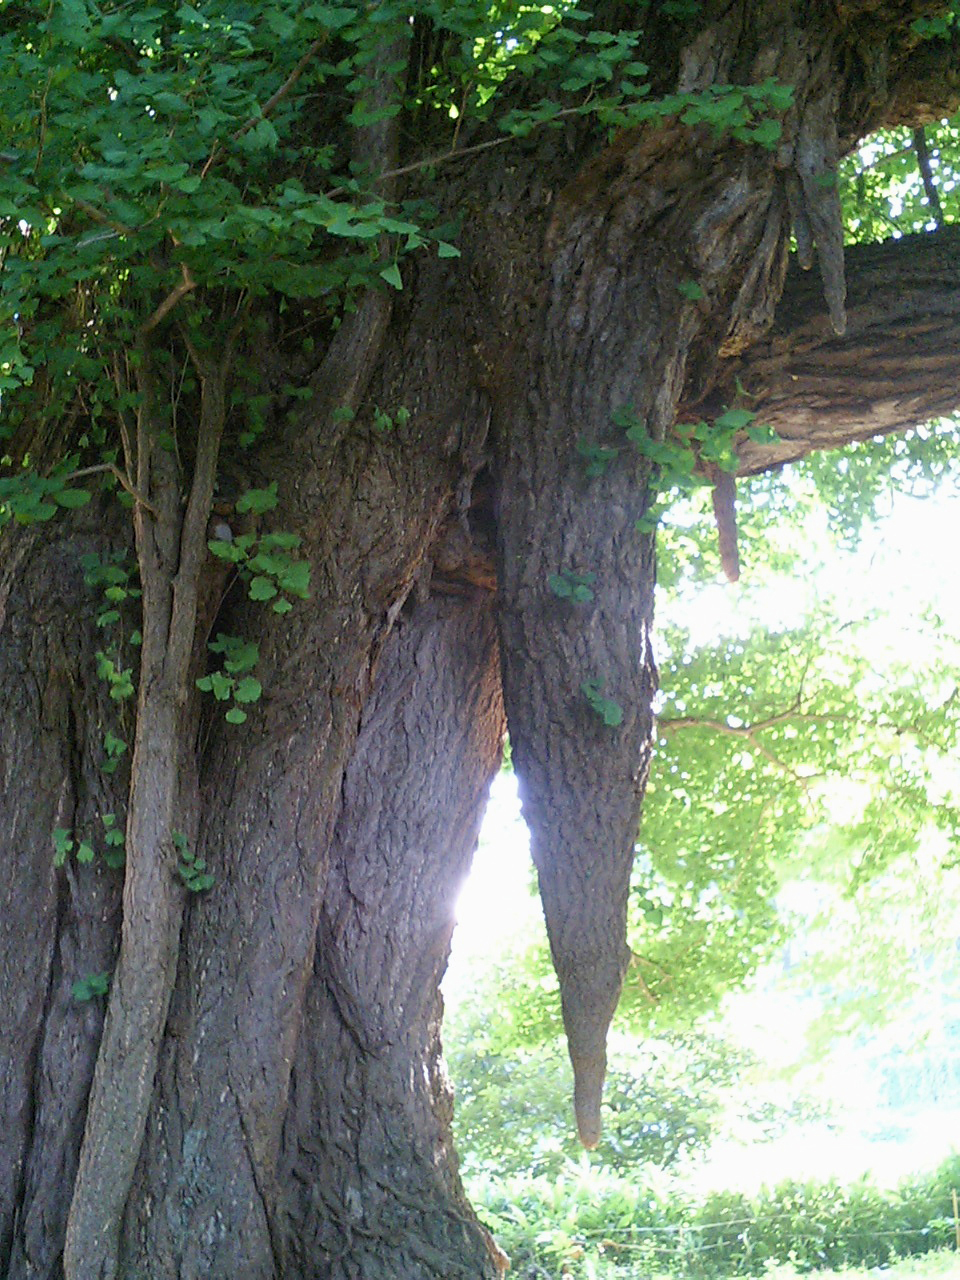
711,470,740,583
791,95,847,335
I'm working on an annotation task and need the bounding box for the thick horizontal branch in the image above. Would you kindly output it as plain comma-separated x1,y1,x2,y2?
690,226,960,476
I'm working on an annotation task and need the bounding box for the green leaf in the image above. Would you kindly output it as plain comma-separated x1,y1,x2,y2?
210,671,234,700
713,407,756,432
601,699,624,727
379,262,403,290
72,972,110,1001
236,482,279,515
225,706,247,724
278,560,310,597
249,575,278,601
208,538,244,563
746,423,780,444
234,676,262,703
54,488,91,508
209,634,259,672
436,241,460,258
76,840,95,865
259,531,302,551
749,117,782,149
676,279,704,300
53,827,73,867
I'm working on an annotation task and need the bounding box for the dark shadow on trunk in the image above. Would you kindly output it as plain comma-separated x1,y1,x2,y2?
0,513,128,1280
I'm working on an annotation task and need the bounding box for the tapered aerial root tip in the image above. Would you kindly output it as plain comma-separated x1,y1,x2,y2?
572,1053,606,1149
576,1104,602,1149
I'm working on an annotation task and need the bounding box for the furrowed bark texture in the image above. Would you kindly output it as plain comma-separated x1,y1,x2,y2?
492,0,900,1142
3,1,960,1275
116,260,496,1277
698,226,960,475
0,514,128,1280
279,581,506,1280
65,347,230,1280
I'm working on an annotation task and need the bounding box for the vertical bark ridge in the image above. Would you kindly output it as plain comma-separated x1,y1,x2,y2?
488,0,913,1143
64,342,231,1280
0,518,127,1280
493,28,832,1140
120,278,494,1274
280,582,507,1280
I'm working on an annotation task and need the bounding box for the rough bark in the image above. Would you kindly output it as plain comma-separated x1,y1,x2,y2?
3,2,960,1277
112,257,496,1276
697,226,960,475
490,0,904,1143
0,513,127,1280
64,341,232,1280
279,578,506,1280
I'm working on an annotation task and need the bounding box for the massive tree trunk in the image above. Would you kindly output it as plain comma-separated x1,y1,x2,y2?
2,3,960,1277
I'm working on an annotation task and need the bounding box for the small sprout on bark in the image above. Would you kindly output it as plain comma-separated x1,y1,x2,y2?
72,971,111,1002
101,729,127,775
53,827,74,867
198,634,263,724
101,813,126,869
548,570,597,604
576,439,620,477
581,678,624,727
173,830,214,893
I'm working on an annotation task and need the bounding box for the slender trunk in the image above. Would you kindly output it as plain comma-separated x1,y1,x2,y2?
65,343,229,1280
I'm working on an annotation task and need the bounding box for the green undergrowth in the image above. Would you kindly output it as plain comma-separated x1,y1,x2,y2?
469,1152,960,1278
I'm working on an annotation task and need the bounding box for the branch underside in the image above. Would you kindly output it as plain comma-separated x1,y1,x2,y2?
706,226,960,476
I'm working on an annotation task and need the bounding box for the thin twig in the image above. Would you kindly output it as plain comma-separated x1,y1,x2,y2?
140,263,196,336
62,462,159,516
325,103,587,200
658,702,841,795
33,70,51,178
112,351,136,478
239,38,325,136
71,196,133,237
201,37,327,178
659,706,845,735
913,127,945,228
450,80,472,153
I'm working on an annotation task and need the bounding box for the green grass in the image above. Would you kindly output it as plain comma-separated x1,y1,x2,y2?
756,1255,959,1279
470,1152,960,1279
551,1254,960,1279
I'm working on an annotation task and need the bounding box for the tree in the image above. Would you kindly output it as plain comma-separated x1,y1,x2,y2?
1,3,959,1277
